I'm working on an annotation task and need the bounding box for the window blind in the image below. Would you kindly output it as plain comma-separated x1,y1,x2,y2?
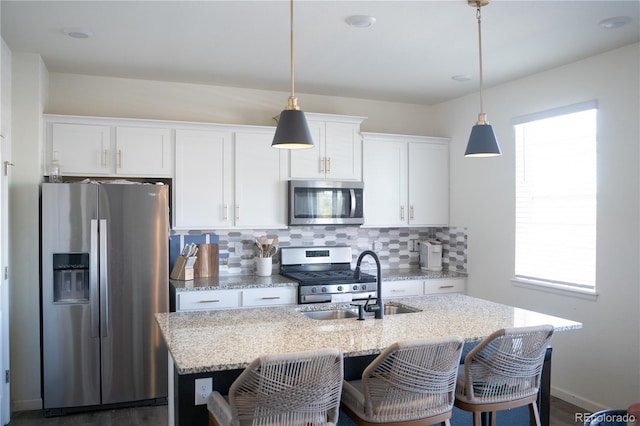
514,102,597,291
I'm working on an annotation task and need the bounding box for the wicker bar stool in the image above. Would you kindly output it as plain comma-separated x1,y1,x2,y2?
454,325,554,426
340,336,465,426
207,348,343,426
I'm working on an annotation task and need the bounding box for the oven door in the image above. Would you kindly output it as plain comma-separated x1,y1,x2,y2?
289,180,364,225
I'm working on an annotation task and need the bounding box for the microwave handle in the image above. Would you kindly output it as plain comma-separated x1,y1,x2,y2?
350,189,357,218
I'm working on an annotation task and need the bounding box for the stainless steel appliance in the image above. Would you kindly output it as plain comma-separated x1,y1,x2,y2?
279,246,376,303
40,182,169,414
288,180,364,226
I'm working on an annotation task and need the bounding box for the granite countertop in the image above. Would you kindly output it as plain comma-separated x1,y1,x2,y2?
170,269,467,292
155,293,582,375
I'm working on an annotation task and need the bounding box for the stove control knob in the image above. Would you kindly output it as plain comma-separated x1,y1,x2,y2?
311,287,317,293
321,287,327,293
337,286,343,292
353,285,358,291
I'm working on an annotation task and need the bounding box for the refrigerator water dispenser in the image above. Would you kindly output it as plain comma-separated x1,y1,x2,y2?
52,253,89,303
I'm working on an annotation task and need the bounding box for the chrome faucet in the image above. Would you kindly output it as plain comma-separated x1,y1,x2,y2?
354,250,383,319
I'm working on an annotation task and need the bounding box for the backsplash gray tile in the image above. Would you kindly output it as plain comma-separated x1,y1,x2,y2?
170,226,467,275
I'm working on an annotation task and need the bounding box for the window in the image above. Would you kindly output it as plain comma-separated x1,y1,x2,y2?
514,101,597,294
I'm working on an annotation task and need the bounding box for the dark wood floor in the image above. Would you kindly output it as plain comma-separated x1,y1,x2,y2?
9,396,587,425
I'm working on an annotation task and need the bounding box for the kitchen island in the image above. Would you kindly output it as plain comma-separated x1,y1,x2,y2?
156,293,581,425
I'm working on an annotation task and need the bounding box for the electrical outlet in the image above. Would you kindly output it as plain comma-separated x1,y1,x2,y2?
195,377,213,405
372,241,383,252
233,242,243,254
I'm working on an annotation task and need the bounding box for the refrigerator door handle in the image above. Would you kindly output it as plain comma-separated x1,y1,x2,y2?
99,219,109,338
90,219,100,338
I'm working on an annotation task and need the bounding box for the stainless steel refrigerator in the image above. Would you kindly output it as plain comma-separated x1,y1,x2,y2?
40,182,168,413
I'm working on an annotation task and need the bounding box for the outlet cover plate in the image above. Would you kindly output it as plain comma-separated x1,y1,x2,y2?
195,377,213,405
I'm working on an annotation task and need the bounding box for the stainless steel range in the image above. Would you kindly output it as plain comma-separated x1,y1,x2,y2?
279,246,377,304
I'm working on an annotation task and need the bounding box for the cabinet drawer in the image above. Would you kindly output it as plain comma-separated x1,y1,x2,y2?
424,278,466,295
242,287,297,307
177,290,240,311
382,280,423,299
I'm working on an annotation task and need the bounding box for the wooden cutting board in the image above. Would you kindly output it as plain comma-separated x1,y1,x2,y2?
193,244,219,278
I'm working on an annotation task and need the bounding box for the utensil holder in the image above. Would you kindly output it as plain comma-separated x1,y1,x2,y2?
256,257,272,277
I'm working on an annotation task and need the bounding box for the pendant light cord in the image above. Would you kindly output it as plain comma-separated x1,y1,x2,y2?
476,4,486,124
287,0,299,110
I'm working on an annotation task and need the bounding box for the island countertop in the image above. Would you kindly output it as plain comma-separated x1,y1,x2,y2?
155,294,581,375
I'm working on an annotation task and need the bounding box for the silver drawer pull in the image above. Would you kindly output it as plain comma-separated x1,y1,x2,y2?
261,296,281,300
439,285,455,289
199,299,221,303
391,289,406,292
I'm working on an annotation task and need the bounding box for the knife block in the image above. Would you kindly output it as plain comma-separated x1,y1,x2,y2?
170,255,197,280
194,244,219,278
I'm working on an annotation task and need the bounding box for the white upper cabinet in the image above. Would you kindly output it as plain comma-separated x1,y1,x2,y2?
288,113,366,181
115,127,171,176
51,123,112,176
234,130,287,228
173,126,287,230
362,133,449,227
46,116,172,178
174,129,233,229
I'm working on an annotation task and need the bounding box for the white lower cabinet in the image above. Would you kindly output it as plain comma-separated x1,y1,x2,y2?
176,289,241,311
424,278,466,295
176,287,297,312
382,280,423,299
241,287,297,307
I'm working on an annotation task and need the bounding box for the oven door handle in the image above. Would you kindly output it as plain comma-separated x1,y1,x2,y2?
349,189,356,218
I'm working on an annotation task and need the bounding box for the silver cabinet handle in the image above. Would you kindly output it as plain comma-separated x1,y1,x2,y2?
223,204,228,220
90,220,99,338
439,285,455,289
236,205,240,220
198,300,221,303
320,157,325,173
99,219,109,338
326,157,331,173
117,149,122,169
400,206,405,221
103,149,109,168
261,296,281,300
410,205,415,220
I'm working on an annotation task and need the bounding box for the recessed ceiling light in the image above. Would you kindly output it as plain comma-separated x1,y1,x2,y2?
452,74,472,82
598,16,632,29
63,27,93,39
345,15,376,29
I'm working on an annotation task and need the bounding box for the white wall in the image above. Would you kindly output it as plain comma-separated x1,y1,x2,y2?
433,43,640,410
9,53,48,411
47,73,436,136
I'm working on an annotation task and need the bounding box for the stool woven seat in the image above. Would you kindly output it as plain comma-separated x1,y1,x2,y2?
207,348,343,426
454,325,554,426
341,336,464,426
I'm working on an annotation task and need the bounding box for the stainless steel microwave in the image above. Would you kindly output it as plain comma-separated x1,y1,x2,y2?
288,180,364,226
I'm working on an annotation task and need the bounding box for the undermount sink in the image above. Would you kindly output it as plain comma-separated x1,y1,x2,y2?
301,302,422,320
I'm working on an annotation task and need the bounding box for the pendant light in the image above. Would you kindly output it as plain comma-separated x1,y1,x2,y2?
272,0,314,149
464,0,501,157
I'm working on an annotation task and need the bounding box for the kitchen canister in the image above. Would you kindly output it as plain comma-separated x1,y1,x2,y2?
256,257,272,277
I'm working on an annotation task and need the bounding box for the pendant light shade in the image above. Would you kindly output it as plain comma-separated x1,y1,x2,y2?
465,0,501,158
272,109,314,149
272,0,314,149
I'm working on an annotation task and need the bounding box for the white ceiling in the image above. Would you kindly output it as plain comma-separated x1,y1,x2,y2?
2,1,639,106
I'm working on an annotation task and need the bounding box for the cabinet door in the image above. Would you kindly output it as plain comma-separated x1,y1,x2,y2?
288,120,324,179
51,123,111,176
177,290,241,311
382,280,423,299
115,127,171,177
424,278,466,295
241,287,297,307
324,122,362,180
363,139,407,227
175,129,233,229
234,130,287,228
408,142,449,226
